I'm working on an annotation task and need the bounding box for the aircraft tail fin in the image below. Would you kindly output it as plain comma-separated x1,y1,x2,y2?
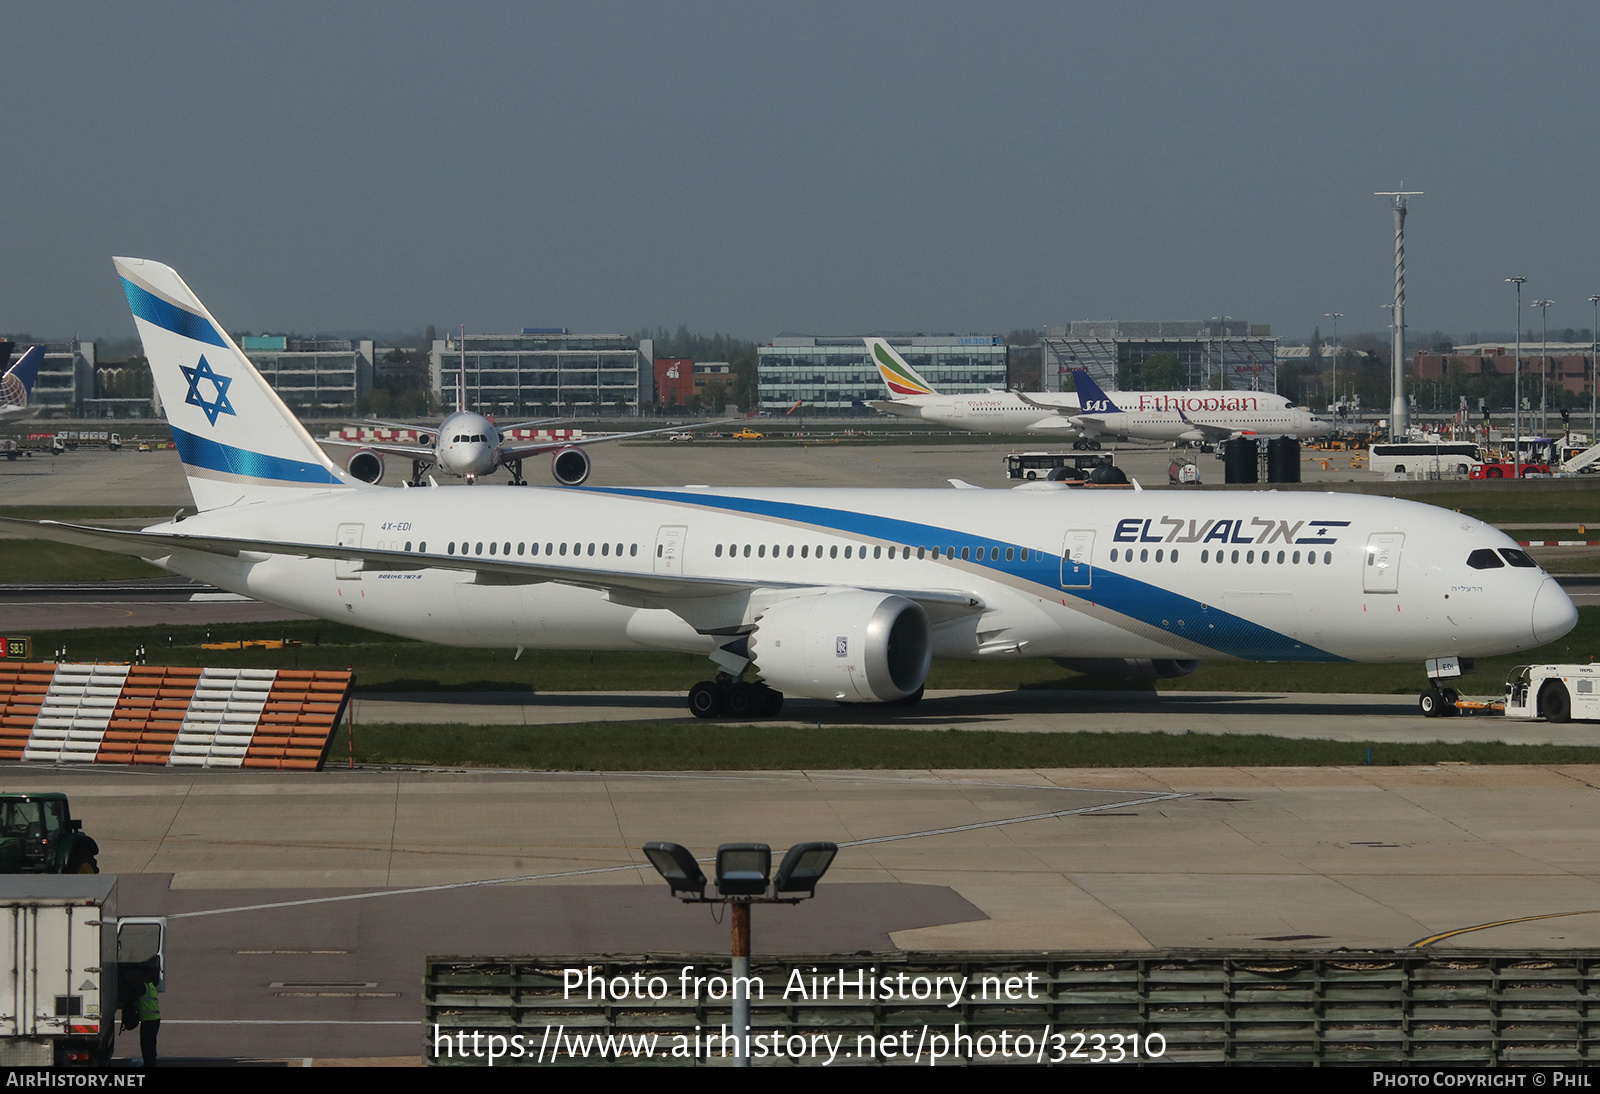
1068,368,1123,413
0,347,45,409
114,258,356,511
866,338,940,397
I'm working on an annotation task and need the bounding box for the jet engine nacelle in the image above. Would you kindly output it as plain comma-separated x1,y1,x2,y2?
748,590,931,702
551,446,591,486
1053,657,1202,681
346,449,384,484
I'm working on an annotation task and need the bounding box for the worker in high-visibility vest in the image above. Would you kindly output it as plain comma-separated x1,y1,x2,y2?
137,975,160,1067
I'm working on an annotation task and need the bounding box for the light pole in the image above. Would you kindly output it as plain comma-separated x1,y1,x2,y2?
643,839,838,1067
1532,299,1554,437
1324,312,1343,427
1507,277,1526,477
1589,295,1599,442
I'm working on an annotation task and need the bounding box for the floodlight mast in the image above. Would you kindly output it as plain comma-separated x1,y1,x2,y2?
1532,299,1554,437
1508,277,1527,478
642,840,837,1067
1589,295,1599,442
1376,191,1422,437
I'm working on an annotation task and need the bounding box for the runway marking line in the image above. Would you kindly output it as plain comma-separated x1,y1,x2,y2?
1411,909,1600,947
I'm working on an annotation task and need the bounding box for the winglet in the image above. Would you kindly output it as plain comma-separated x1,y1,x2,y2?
865,338,939,397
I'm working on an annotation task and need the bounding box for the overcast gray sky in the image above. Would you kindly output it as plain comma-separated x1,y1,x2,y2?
4,1,1597,344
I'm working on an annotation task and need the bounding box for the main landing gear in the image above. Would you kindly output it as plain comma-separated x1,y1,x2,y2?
687,674,785,719
504,458,528,486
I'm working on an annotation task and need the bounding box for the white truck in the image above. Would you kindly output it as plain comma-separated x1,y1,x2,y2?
0,877,165,1066
1503,664,1600,723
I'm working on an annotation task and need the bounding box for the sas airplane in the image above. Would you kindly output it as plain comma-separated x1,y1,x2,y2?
867,338,1331,449
0,346,46,420
2,259,1577,722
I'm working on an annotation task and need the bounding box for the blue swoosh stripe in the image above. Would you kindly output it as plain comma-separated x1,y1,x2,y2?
121,278,228,348
170,425,342,485
588,486,1342,662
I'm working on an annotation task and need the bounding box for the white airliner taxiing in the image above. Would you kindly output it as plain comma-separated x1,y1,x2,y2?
0,346,46,420
335,347,710,487
866,338,1332,448
2,259,1578,721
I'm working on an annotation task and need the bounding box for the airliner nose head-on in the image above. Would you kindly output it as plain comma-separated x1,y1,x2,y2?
436,412,501,479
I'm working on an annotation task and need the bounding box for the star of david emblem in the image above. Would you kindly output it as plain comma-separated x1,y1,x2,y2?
181,354,236,426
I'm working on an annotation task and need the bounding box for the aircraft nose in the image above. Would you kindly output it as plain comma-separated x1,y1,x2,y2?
1532,577,1578,645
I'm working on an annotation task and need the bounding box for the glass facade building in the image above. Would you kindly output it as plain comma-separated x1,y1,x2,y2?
758,335,1008,413
1042,320,1277,393
243,339,374,414
431,332,648,416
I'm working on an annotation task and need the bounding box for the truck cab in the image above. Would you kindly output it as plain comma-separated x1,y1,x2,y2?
0,794,99,874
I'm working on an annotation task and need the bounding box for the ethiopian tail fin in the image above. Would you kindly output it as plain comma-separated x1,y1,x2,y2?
865,338,940,397
115,258,357,510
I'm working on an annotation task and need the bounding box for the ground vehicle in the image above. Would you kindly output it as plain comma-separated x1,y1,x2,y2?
1367,441,1481,477
51,432,121,452
1503,664,1600,722
0,793,100,874
1003,451,1119,480
669,433,694,442
0,876,166,1066
732,428,763,440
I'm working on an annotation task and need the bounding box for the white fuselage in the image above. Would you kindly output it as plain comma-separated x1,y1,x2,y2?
871,393,1082,434
142,484,1573,667
874,390,1331,442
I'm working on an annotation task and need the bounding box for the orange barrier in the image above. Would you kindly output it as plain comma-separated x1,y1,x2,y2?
0,662,351,770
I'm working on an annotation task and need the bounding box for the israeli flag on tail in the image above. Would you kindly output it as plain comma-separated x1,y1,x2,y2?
115,258,358,511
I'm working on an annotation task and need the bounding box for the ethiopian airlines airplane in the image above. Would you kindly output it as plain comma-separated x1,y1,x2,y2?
866,338,1331,447
2,260,1575,720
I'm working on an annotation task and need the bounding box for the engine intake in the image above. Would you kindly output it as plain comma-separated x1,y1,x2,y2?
346,449,384,484
551,446,591,486
748,591,931,703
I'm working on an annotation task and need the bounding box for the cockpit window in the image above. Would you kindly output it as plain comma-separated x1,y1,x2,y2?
1499,548,1538,568
1466,549,1504,570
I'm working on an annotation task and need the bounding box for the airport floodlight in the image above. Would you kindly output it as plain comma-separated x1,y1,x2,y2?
773,842,839,897
715,843,771,897
642,841,706,898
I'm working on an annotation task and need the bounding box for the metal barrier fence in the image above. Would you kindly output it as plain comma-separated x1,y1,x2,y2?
425,950,1600,1066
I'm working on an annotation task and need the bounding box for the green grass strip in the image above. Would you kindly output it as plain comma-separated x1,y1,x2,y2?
334,722,1600,770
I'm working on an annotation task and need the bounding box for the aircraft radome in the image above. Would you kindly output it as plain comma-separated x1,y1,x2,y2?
2,259,1576,720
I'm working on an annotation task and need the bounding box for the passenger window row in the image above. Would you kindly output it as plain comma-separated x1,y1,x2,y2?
711,543,1034,562
442,540,641,559
1109,547,1335,565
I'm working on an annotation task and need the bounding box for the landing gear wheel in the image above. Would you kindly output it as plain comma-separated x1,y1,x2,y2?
757,686,784,717
1539,681,1572,723
1419,688,1443,718
1441,688,1461,717
688,681,723,719
725,682,758,718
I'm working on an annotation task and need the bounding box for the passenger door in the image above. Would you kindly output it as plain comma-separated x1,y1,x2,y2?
1060,529,1095,589
1363,533,1403,594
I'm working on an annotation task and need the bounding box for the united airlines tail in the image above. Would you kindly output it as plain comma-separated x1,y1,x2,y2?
115,258,355,511
0,347,45,412
1067,369,1123,414
866,338,940,397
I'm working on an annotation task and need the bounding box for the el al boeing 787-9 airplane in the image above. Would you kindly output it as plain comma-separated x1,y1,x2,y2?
1,259,1575,720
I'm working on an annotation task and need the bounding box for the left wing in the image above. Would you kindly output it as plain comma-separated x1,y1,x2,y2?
498,418,738,459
